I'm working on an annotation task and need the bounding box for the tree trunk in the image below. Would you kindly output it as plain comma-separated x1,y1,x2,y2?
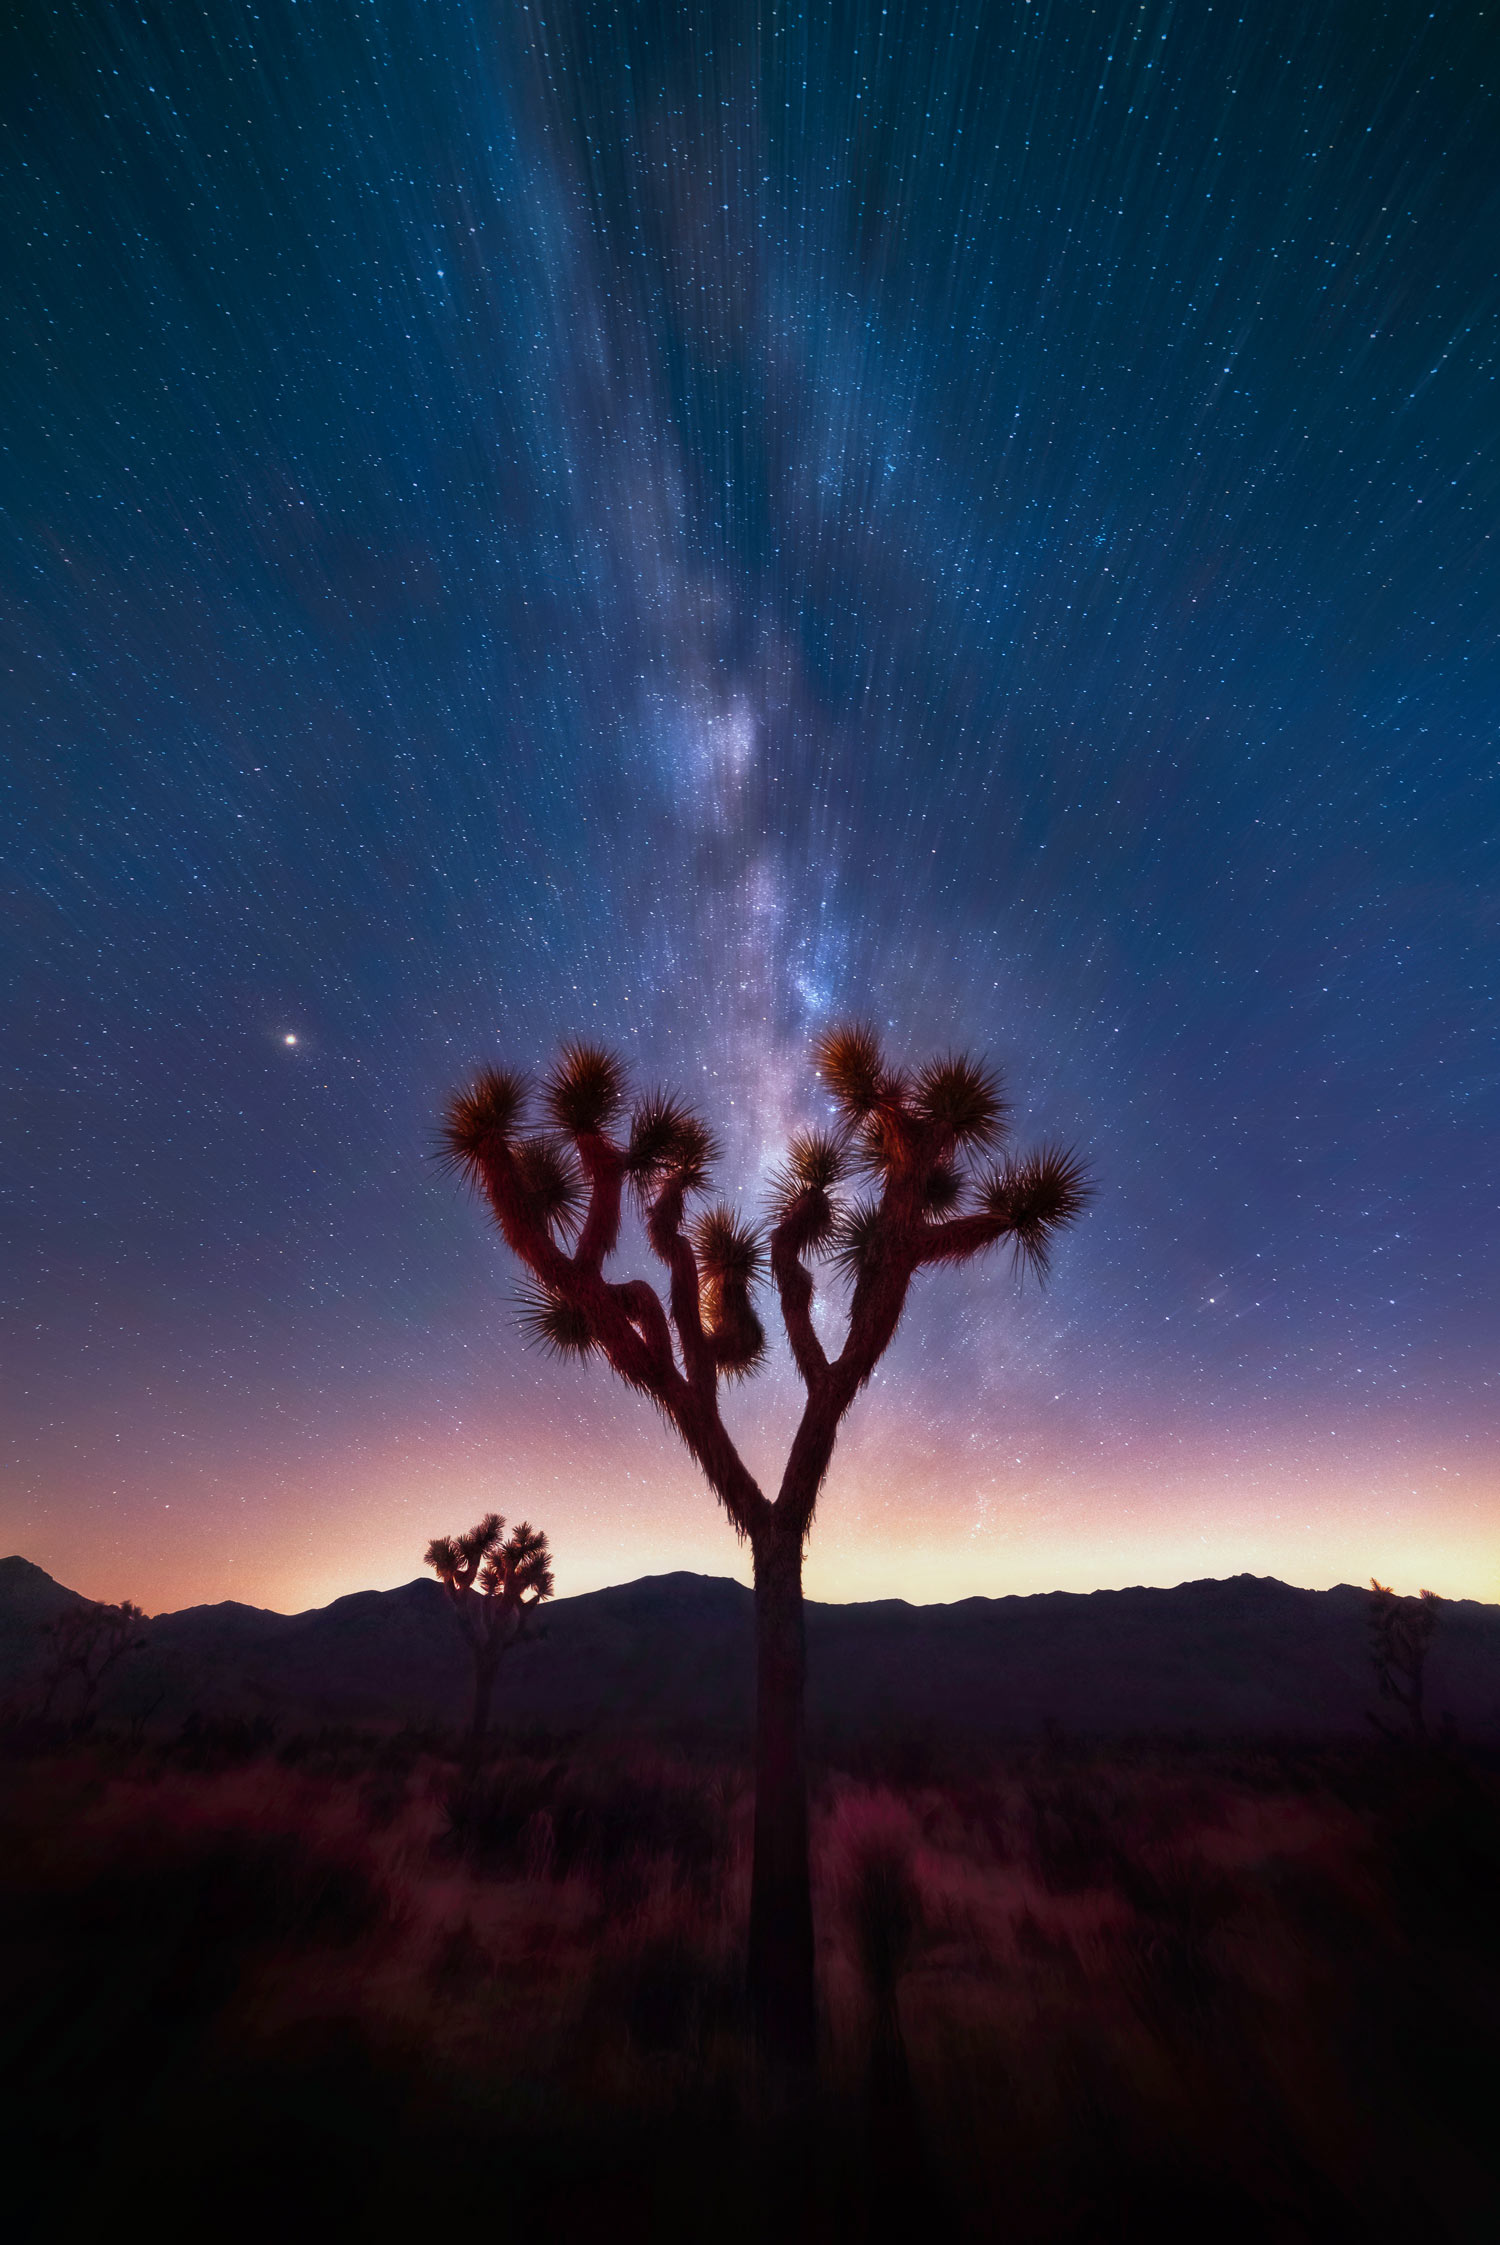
748,1520,816,2072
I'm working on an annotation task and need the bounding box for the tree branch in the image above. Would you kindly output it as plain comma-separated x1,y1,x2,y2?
685,1409,768,1541
647,1177,717,1397
833,1179,923,1390
479,1131,770,1541
913,1212,1009,1266
770,1217,830,1391
481,1141,684,1402
771,1184,924,1542
573,1135,625,1271
611,1277,680,1387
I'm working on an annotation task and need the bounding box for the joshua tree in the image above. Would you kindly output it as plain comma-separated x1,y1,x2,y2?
441,1024,1089,2064
1367,1578,1440,1743
425,1513,554,1765
39,1599,148,1723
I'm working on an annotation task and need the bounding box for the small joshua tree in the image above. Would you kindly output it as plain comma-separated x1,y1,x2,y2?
425,1513,554,1766
1367,1578,1441,1743
441,1024,1089,2064
39,1599,148,1724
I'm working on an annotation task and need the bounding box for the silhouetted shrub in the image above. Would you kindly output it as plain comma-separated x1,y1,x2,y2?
277,1723,378,1775
172,1710,277,1769
1028,1776,1115,1892
449,1753,732,1892
831,1795,923,2013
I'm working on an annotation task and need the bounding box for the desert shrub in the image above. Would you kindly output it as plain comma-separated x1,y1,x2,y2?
6,1732,1497,2244
1027,1774,1116,1893
276,1724,382,1776
171,1710,277,1769
829,1793,924,2013
450,1753,733,1894
272,1722,445,1778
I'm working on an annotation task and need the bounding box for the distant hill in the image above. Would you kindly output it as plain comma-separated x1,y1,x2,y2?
4,1554,1499,1743
0,1556,90,1690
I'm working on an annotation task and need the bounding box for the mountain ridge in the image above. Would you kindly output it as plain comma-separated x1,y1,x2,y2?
4,1554,1498,1741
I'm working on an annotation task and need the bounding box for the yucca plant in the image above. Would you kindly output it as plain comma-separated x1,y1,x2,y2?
425,1512,555,1767
441,1025,1089,2066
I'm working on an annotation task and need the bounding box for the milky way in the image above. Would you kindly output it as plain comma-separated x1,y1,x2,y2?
4,0,1496,1612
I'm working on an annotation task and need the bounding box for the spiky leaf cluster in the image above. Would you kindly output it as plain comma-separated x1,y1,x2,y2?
626,1091,719,1195
828,1197,885,1285
912,1054,1009,1149
921,1160,964,1215
512,1137,585,1237
814,1022,888,1118
515,1285,597,1360
440,1068,529,1179
851,1092,919,1181
979,1146,1093,1279
425,1513,505,1585
690,1205,766,1375
544,1042,627,1137
479,1519,555,1604
692,1205,764,1286
788,1127,849,1195
768,1128,849,1250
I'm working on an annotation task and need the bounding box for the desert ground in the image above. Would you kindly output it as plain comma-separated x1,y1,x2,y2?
5,1718,1498,2243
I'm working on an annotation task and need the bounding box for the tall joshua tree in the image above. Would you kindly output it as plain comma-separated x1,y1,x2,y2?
425,1513,554,1764
441,1024,1088,2064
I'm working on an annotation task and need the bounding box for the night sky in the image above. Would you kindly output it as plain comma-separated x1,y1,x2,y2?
5,0,1496,1616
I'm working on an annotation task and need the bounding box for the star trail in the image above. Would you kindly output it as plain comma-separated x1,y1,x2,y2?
4,0,1496,1614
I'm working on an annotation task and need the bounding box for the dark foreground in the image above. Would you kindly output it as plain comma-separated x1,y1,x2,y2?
3,1725,1498,2243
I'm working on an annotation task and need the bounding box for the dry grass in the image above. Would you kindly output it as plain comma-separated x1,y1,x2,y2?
3,1726,1498,2242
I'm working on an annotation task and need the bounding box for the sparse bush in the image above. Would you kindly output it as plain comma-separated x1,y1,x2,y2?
1028,1774,1115,1893
448,1751,734,1897
830,1793,924,2018
172,1710,277,1769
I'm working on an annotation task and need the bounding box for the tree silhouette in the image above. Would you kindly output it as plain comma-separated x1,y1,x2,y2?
1367,1578,1440,1743
425,1513,554,1766
441,1024,1089,2065
39,1599,148,1723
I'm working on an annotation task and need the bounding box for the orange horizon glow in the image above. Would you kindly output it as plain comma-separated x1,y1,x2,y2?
7,1392,1494,1619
